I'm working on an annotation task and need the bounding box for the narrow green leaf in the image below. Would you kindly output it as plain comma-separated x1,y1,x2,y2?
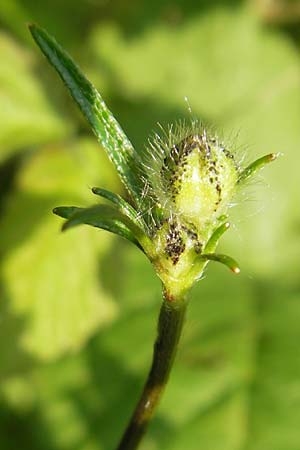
91,187,147,230
53,206,81,219
238,153,278,184
57,204,147,251
29,24,144,207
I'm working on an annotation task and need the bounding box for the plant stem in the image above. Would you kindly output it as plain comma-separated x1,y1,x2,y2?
116,291,188,450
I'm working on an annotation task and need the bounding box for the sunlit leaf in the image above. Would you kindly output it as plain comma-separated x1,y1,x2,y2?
92,187,147,230
54,203,144,250
29,24,149,211
0,139,119,362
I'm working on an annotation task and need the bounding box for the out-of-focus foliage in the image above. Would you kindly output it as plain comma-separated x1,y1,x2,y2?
0,31,68,161
0,139,119,363
0,1,299,450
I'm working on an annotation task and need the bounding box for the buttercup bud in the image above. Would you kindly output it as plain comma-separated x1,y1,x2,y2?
145,124,241,295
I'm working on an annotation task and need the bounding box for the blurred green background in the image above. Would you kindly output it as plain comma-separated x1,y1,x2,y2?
0,0,300,449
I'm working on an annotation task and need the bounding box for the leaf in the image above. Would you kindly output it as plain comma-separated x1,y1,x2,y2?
52,206,80,219
0,246,255,450
243,284,300,450
92,187,147,230
0,138,119,363
0,31,69,162
1,243,300,450
29,24,148,210
54,204,144,251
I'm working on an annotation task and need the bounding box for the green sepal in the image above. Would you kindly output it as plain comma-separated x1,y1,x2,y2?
29,24,146,209
91,187,146,231
204,222,230,253
238,153,278,184
53,204,148,251
200,253,240,274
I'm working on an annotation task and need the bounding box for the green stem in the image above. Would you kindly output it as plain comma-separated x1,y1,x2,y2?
116,291,188,450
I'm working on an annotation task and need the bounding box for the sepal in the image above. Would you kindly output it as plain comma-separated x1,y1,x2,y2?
238,153,278,184
204,222,230,253
200,253,240,274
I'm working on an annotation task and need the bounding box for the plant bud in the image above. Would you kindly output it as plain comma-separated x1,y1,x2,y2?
148,127,240,294
161,132,238,242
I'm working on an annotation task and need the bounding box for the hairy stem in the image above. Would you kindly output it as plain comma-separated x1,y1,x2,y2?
116,291,188,450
